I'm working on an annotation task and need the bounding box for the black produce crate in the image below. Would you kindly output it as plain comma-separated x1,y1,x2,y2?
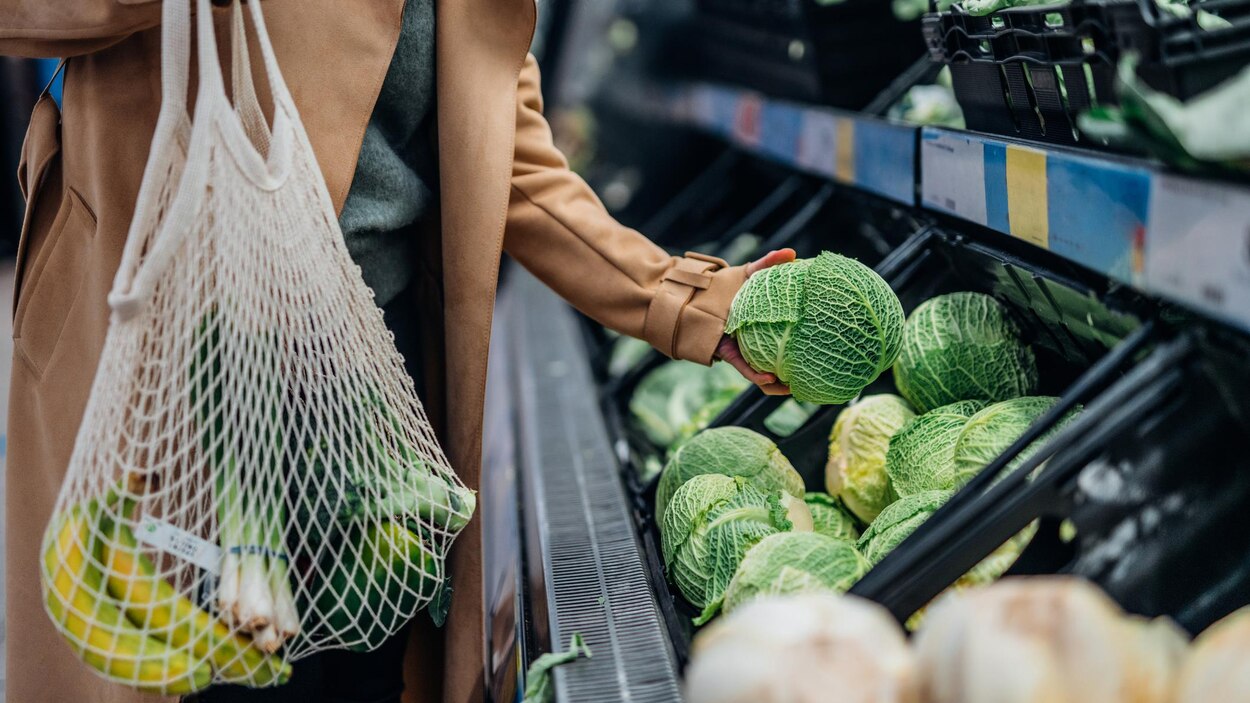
614,225,1155,665
686,0,927,109
923,0,1250,145
854,326,1250,635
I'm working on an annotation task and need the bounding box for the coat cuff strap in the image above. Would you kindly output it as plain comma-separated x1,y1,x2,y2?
644,253,746,365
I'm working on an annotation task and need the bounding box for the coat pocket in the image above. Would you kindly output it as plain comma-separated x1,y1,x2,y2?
13,187,98,380
13,93,63,318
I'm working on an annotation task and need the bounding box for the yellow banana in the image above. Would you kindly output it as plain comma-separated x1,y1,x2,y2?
100,514,292,686
42,502,212,695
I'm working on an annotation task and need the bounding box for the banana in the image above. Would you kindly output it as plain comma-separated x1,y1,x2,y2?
42,502,212,695
99,512,293,686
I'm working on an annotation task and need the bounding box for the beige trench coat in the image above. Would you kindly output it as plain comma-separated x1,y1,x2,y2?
0,0,746,701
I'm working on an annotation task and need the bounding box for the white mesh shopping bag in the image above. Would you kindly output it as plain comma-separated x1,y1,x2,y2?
38,0,474,693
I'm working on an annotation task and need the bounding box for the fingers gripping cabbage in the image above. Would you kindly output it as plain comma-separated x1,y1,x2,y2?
726,252,904,405
655,427,805,525
721,532,871,616
825,394,915,523
885,400,985,497
660,475,796,612
893,292,1038,413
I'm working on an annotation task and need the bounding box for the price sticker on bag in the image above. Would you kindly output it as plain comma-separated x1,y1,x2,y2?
135,515,222,575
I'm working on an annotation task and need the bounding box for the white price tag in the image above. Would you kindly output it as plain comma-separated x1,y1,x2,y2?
796,110,839,178
1145,175,1250,332
135,516,222,575
921,130,988,226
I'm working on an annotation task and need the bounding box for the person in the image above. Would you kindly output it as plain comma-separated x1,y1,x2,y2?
0,1,793,701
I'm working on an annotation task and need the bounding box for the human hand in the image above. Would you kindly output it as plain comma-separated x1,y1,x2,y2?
716,248,797,396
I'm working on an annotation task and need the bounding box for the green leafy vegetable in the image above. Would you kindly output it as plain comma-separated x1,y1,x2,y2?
952,396,1083,484
857,490,954,564
726,252,904,405
1078,54,1250,175
661,475,795,612
655,427,805,525
825,394,916,523
762,399,819,437
894,292,1038,413
522,633,593,703
886,400,985,497
718,532,871,617
630,361,749,449
803,493,861,543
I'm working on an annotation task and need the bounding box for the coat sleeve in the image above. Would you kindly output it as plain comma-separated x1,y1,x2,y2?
504,53,746,365
0,0,163,57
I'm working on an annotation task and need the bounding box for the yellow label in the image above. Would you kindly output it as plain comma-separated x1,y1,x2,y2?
1005,146,1048,248
835,119,855,184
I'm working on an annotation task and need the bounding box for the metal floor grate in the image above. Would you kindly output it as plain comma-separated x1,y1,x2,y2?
508,270,682,703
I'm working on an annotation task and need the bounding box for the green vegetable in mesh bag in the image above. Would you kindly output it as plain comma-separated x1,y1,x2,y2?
893,292,1038,413
661,475,801,613
885,400,985,497
803,493,861,543
655,427,805,525
726,252,904,405
630,361,750,449
718,532,871,618
857,490,954,565
825,394,916,523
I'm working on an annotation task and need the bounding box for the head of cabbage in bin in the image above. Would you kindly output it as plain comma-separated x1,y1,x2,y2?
0,3,814,700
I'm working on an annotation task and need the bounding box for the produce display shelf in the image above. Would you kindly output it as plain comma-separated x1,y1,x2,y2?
617,80,919,206
919,127,1250,335
619,78,1250,336
499,269,684,703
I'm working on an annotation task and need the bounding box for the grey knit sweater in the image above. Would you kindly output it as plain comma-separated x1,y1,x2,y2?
338,0,437,307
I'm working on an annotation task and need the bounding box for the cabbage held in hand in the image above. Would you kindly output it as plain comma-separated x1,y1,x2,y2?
726,252,904,405
893,292,1038,413
721,532,871,616
655,427,805,525
826,394,916,523
661,475,799,612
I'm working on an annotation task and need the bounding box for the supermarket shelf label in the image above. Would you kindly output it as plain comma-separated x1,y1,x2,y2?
1145,175,1250,332
1004,145,1049,249
853,119,916,205
923,128,1149,283
796,110,839,179
921,128,989,225
758,100,803,164
681,84,917,205
1045,154,1150,284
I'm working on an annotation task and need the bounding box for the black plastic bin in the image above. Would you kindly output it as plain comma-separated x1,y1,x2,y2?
924,0,1250,146
854,323,1250,636
687,0,928,108
610,223,1157,665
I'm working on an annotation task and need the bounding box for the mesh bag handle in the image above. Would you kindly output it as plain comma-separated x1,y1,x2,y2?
40,0,474,694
